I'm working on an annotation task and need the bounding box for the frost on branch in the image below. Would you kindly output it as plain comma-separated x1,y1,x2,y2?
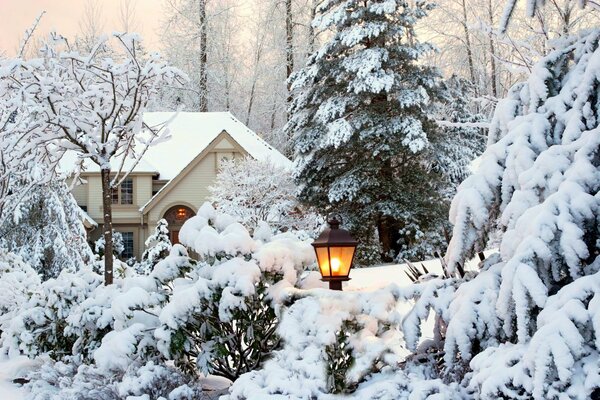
209,157,322,235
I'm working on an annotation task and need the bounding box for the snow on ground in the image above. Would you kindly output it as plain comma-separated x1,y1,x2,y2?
347,251,492,291
0,355,42,400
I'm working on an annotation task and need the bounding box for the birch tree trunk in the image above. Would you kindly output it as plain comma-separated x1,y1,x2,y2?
199,0,208,112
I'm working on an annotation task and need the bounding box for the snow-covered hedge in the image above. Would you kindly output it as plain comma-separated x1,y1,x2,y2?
156,203,315,380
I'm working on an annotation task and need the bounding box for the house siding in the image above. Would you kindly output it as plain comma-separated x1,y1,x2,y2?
148,152,217,225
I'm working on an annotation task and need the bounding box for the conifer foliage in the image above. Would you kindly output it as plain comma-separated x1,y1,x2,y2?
288,0,462,261
138,219,172,275
0,180,93,280
444,29,600,398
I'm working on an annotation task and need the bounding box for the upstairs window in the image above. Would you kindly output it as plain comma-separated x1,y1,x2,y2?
121,178,133,204
111,178,134,205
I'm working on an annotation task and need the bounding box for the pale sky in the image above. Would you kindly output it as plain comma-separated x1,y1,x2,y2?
0,0,165,55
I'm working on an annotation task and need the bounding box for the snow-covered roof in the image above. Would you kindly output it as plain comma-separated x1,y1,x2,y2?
80,208,98,229
142,112,290,180
60,112,290,179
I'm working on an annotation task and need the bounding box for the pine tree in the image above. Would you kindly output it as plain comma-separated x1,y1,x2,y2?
138,219,172,275
443,30,600,398
0,180,94,280
288,0,451,262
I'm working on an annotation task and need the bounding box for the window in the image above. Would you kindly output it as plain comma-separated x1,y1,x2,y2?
121,178,133,204
216,152,233,169
121,232,134,259
111,178,134,205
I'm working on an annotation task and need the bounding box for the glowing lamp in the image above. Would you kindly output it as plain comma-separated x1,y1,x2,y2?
312,217,358,291
176,207,188,220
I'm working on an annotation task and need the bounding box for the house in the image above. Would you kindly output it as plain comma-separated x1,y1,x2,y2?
68,112,291,260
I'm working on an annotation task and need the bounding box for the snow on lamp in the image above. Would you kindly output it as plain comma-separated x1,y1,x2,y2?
312,216,358,291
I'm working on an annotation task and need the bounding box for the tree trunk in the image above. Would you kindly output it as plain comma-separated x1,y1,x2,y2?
199,0,208,112
460,0,477,95
487,0,498,98
376,215,395,262
285,0,294,110
100,168,114,285
307,0,316,55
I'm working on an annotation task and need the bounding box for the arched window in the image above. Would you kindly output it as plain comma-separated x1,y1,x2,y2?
163,205,195,244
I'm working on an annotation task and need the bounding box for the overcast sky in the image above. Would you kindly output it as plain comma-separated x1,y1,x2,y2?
0,0,164,55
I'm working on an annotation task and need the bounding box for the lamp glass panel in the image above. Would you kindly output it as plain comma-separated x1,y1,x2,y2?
315,247,331,277
327,246,355,277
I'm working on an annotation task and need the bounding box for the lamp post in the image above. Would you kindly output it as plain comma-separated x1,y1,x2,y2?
312,216,358,291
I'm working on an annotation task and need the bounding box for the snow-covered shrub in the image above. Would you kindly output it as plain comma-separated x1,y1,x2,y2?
27,359,210,400
95,230,125,258
137,219,172,274
209,157,322,235
441,30,600,398
1,267,103,359
225,287,411,399
0,251,41,334
1,244,192,365
67,245,193,364
156,202,315,380
0,180,93,280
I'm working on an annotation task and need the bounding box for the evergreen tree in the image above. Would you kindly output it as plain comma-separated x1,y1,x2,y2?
138,219,172,275
0,180,94,280
288,0,454,262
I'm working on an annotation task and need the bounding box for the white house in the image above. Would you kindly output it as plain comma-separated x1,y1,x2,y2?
69,112,290,259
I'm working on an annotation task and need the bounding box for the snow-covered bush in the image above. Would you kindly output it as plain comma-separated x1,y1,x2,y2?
209,157,322,235
0,180,93,280
137,219,172,274
1,267,103,359
224,276,468,399
225,288,407,398
27,359,210,400
156,202,315,380
441,29,600,398
0,251,41,334
94,230,125,258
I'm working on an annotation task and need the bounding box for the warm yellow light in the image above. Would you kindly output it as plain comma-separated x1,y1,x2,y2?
330,257,341,273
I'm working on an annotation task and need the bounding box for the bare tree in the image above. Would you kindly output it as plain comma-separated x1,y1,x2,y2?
0,33,185,284
78,0,105,52
118,0,140,33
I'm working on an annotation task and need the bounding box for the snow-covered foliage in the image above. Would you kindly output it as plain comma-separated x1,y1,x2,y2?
156,202,315,380
27,360,210,400
94,230,125,258
0,252,41,333
0,31,186,284
441,29,600,398
1,267,103,360
288,0,479,262
138,219,172,275
209,157,322,235
224,268,468,399
0,180,93,280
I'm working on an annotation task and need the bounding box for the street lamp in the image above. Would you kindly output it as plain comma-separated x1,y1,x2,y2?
312,216,358,291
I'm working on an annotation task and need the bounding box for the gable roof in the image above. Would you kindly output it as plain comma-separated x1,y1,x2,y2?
60,112,290,179
139,129,245,214
143,112,290,180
